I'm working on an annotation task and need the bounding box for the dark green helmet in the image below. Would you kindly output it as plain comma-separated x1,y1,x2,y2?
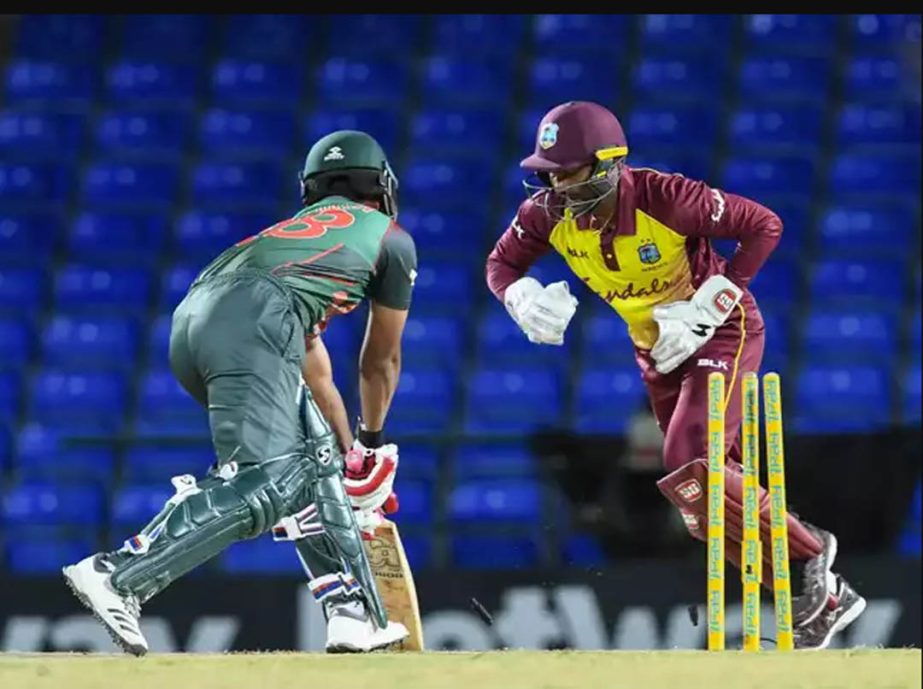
298,130,399,219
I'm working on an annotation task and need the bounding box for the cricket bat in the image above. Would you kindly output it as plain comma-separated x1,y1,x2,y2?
363,518,424,651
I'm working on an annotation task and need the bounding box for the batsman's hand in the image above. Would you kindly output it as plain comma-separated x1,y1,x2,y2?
504,277,578,345
344,439,399,515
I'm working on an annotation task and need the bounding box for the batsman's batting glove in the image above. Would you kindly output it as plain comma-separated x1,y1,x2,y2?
343,424,399,515
504,277,578,345
651,275,743,375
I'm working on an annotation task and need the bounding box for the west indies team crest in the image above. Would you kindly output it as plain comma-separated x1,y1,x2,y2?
638,240,661,265
539,122,559,149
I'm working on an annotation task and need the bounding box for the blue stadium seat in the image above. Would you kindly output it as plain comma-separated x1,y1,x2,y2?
402,158,489,207
743,14,838,52
211,60,303,104
801,310,897,362
0,318,31,368
729,105,824,149
837,103,921,147
402,315,464,369
106,60,201,105
0,267,45,312
903,364,921,423
421,56,512,106
41,315,139,367
174,210,269,257
390,481,433,525
449,479,542,524
0,372,22,422
222,536,303,574
477,307,573,364
119,15,211,58
95,109,192,155
30,371,128,433
748,259,801,306
809,258,905,304
562,533,607,566
844,56,908,101
139,368,201,416
161,264,199,309
83,161,179,207
334,14,423,52
220,15,309,60
388,369,456,435
397,443,441,481
465,368,563,433
2,482,104,527
0,162,71,203
399,534,431,569
576,367,647,434
5,60,96,103
761,310,791,362
0,212,59,263
529,55,619,106
70,211,168,260
453,443,537,478
533,14,630,48
640,14,732,51
818,204,914,254
432,15,526,56
847,14,922,47
407,262,472,310
200,108,296,155
627,153,711,182
737,56,831,101
0,424,10,470
721,157,815,199
304,107,402,154
771,200,811,255
54,264,152,311
627,106,720,151
452,534,540,568
15,15,104,58
399,208,486,254
0,111,86,160
123,445,212,482
911,310,921,352
830,154,921,197
410,107,504,154
633,57,723,101
111,483,173,532
315,57,408,106
17,445,115,483
581,313,637,365
6,538,95,574
134,406,212,441
794,365,892,430
190,161,282,207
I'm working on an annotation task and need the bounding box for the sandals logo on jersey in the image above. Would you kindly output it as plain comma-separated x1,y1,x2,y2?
677,479,703,502
637,240,661,265
712,288,737,315
539,122,559,150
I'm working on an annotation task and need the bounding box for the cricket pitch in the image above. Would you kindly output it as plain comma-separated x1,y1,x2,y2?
0,648,918,689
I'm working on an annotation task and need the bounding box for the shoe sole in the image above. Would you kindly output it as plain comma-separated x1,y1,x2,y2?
325,628,410,654
814,594,867,651
62,565,148,657
799,532,839,627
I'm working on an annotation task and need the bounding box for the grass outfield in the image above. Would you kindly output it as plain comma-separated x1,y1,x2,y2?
0,649,919,689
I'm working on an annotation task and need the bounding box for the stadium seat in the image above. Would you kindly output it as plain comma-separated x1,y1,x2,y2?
449,479,542,524
809,258,905,304
82,161,179,207
2,482,104,527
17,445,115,483
452,534,541,568
30,370,128,434
633,56,723,102
397,443,441,481
139,368,202,417
817,204,915,254
69,211,167,261
148,313,173,368
432,15,526,56
533,14,630,49
304,107,402,154
529,55,619,106
748,259,801,306
0,372,22,422
190,161,283,207
0,162,72,203
0,111,87,160
123,445,213,483
729,105,824,150
801,310,897,362
575,367,648,434
837,103,921,147
95,109,192,156
0,318,31,368
200,108,296,155
562,533,607,566
465,368,563,433
627,105,719,152
388,369,456,435
408,261,472,310
399,208,486,254
5,60,97,103
581,313,643,365
15,15,104,59
794,365,892,430
54,264,152,311
390,481,433,525
106,60,201,105
334,14,423,52
737,56,831,101
41,315,140,367
174,210,269,257
410,107,505,154
640,15,732,51
160,263,200,309
111,483,173,532
902,363,921,423
211,60,303,104
0,267,45,312
402,315,464,369
220,15,309,60
844,56,909,101
119,15,212,58
6,538,95,574
829,153,921,196
222,536,304,574
478,306,574,365
721,156,816,198
0,211,60,264
847,14,922,48
743,14,838,53
315,57,408,106
421,56,512,106
452,443,537,479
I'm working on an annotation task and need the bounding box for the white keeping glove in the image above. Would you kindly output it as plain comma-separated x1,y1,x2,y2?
651,275,743,375
504,277,578,345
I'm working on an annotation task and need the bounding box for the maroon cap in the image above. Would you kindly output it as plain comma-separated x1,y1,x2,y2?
521,101,629,172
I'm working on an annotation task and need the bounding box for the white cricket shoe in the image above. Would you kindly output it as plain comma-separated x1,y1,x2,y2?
325,600,409,653
62,554,148,657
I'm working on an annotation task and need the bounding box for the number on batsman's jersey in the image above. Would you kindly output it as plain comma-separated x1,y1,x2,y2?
195,195,417,333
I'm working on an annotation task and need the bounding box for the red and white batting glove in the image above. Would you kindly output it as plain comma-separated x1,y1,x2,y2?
343,439,399,535
651,275,743,374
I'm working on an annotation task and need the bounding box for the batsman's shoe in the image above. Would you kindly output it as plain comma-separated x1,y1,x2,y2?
792,523,838,627
62,554,148,657
794,574,866,650
325,600,408,653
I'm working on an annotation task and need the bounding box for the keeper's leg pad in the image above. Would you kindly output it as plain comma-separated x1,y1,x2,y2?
657,458,823,559
110,455,316,602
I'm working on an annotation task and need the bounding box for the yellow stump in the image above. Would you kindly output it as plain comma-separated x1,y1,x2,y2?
763,372,794,651
706,372,726,651
741,372,761,652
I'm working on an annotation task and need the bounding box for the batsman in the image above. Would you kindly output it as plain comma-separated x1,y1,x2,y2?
486,101,866,650
63,130,415,655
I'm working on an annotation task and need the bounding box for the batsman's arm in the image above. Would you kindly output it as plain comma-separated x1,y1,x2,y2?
485,200,553,302
649,174,783,290
302,334,353,454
